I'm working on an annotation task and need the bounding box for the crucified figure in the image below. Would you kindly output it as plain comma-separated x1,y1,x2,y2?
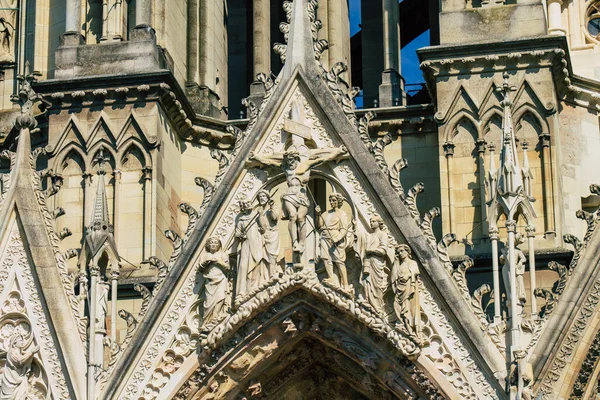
248,145,348,256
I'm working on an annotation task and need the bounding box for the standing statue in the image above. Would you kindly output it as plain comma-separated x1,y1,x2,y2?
390,244,421,342
0,16,14,64
316,193,352,291
500,234,527,316
248,145,348,256
95,280,110,333
0,334,39,399
256,190,281,278
199,236,230,329
235,200,267,297
357,216,392,313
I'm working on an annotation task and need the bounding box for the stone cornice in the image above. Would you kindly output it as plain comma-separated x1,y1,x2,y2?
418,35,600,111
33,71,236,149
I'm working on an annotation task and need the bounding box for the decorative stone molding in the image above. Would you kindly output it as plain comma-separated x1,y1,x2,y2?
0,228,71,399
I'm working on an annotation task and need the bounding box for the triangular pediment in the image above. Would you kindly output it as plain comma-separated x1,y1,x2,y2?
103,2,507,399
107,72,505,400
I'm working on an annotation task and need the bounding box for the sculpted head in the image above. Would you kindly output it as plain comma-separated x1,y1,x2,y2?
206,236,222,253
370,216,384,230
239,200,252,213
283,148,301,169
396,244,411,260
257,190,271,206
329,193,345,209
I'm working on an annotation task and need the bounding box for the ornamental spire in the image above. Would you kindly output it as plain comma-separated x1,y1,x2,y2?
486,72,536,223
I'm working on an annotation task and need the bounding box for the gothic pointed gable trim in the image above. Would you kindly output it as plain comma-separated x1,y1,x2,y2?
0,215,73,399
532,212,600,396
105,67,505,399
86,111,118,149
0,74,88,397
45,115,87,158
115,110,159,150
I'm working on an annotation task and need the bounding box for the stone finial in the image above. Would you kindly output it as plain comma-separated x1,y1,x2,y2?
11,61,43,131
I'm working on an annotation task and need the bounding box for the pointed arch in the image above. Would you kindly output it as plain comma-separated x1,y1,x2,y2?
118,139,151,170
147,288,471,400
513,104,548,136
445,112,480,144
117,144,146,266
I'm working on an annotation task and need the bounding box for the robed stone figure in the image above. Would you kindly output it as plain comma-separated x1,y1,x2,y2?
316,193,352,291
357,216,393,314
199,236,230,329
0,334,39,400
235,200,268,297
256,190,281,278
390,244,421,342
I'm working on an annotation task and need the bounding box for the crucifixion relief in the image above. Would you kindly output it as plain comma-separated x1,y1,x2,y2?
248,101,348,261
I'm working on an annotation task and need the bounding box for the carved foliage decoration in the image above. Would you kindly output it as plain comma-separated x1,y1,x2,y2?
0,226,70,399
29,147,86,344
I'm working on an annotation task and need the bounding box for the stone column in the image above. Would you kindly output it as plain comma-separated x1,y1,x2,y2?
443,142,456,234
87,264,99,400
327,0,350,82
131,0,154,41
539,133,555,236
83,172,93,227
142,166,153,260
507,220,520,351
379,0,404,106
248,0,271,109
114,0,124,40
253,0,270,78
113,170,121,244
489,227,501,323
187,0,199,85
136,0,152,27
110,269,119,341
65,0,83,33
476,138,488,233
101,0,109,40
62,0,85,50
547,0,566,36
526,225,537,317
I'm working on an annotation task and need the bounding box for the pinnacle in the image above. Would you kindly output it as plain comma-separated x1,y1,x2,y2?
281,0,319,78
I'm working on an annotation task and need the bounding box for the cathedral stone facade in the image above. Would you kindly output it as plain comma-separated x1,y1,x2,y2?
0,0,599,399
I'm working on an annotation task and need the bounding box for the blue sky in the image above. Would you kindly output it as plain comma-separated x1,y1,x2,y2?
348,0,428,85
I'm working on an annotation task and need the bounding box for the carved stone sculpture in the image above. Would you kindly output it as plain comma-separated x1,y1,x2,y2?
96,280,110,332
316,193,351,291
0,334,39,399
256,190,281,278
0,2,15,65
357,216,392,313
390,244,421,343
500,234,527,316
199,237,230,330
249,145,348,256
235,201,267,297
